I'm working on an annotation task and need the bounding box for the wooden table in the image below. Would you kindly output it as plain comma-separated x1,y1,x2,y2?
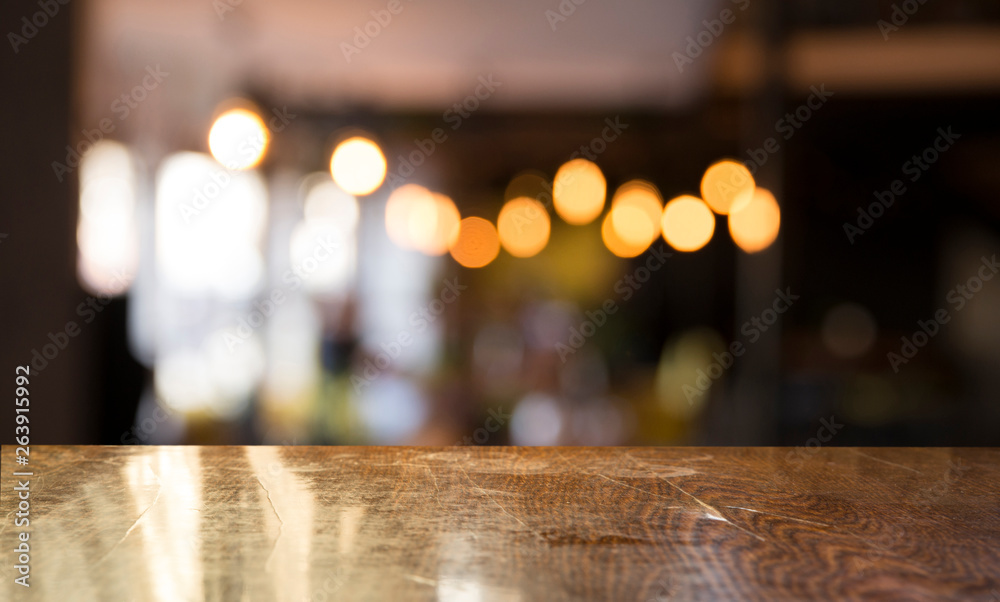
2,446,998,601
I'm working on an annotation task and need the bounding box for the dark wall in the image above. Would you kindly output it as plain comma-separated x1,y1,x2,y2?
1,0,94,444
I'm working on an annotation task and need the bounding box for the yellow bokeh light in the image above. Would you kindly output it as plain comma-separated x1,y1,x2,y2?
661,195,716,252
208,107,269,170
613,179,660,197
497,197,550,258
504,171,550,203
386,184,431,250
412,193,461,256
330,136,387,196
700,160,755,215
601,211,649,258
385,185,460,255
610,180,662,248
612,205,656,247
728,187,780,253
449,217,500,268
553,159,606,225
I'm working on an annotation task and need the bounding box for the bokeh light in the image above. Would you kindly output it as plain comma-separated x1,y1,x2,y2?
208,107,269,170
385,185,461,255
602,210,650,258
76,140,138,296
289,174,362,297
261,296,321,408
700,160,755,215
728,187,781,253
510,393,564,445
330,136,387,196
303,176,359,233
661,195,715,252
613,205,656,246
386,184,433,250
553,158,606,225
289,219,356,294
497,197,551,258
411,193,461,256
155,152,268,299
449,217,500,268
655,328,727,419
822,303,878,359
155,332,264,418
505,171,551,203
354,375,429,444
610,180,663,249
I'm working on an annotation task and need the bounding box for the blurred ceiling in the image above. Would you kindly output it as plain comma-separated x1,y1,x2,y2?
77,0,1000,151
80,0,715,121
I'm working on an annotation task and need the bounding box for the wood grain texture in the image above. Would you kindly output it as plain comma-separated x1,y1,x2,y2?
1,446,998,601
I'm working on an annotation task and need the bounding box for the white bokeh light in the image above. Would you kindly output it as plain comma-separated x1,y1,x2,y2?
76,140,138,295
208,107,269,170
155,152,268,300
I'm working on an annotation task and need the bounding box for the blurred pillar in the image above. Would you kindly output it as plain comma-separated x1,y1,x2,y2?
727,0,786,444
0,0,94,443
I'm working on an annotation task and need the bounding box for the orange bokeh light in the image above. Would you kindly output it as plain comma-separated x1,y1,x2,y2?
385,185,461,256
728,187,780,253
700,160,755,215
661,195,716,252
553,159,606,225
497,197,550,258
602,211,650,258
449,217,500,268
610,180,662,249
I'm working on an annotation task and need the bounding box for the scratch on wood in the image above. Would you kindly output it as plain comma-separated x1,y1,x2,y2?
257,476,284,572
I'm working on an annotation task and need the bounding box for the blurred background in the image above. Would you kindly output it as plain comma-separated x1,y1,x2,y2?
3,0,1000,446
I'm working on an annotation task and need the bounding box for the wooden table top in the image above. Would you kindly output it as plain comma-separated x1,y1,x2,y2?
2,446,998,601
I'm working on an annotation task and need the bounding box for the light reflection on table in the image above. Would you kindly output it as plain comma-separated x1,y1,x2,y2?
2,445,998,601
